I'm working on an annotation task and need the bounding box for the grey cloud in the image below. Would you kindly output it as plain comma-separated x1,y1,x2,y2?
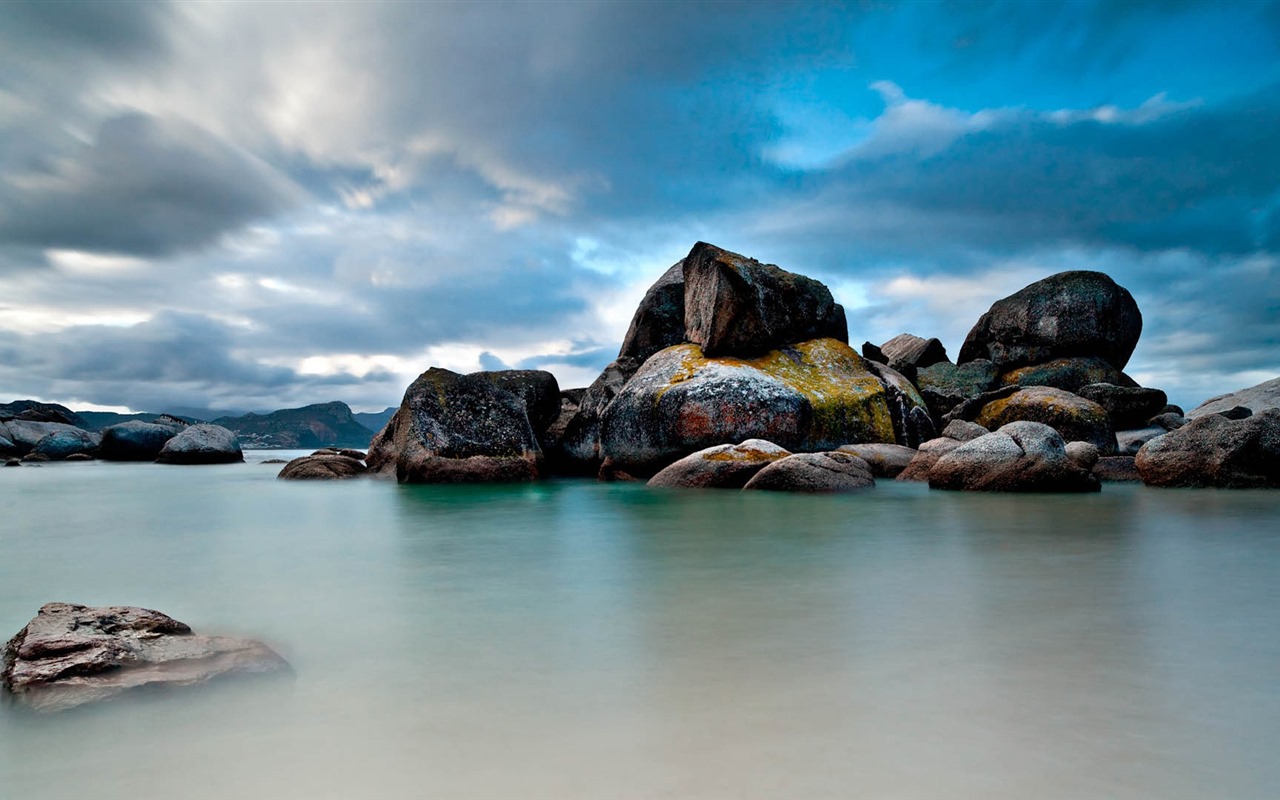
0,113,303,258
0,1,173,63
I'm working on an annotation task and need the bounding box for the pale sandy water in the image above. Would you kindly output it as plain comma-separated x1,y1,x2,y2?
1,452,1278,799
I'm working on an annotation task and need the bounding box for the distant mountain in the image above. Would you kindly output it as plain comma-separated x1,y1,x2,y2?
212,401,375,449
352,407,397,433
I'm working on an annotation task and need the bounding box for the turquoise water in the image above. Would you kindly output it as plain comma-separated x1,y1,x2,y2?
2,453,1279,798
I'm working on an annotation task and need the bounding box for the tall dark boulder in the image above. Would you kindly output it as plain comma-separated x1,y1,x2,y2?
99,420,183,461
958,271,1142,371
366,368,542,483
682,242,846,357
618,260,686,362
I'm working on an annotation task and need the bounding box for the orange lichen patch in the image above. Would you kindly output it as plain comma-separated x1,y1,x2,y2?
703,446,788,462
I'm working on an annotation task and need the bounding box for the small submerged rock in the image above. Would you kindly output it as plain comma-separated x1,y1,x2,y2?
278,453,367,480
2,602,290,713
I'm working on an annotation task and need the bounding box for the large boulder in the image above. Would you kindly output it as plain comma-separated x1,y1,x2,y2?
928,421,1100,492
2,602,290,713
915,359,999,422
2,420,89,456
548,358,640,474
32,428,101,460
682,242,846,357
618,260,686,362
958,270,1142,371
998,356,1136,394
1076,383,1168,428
742,451,875,493
277,453,367,480
367,367,542,483
965,386,1116,453
648,439,790,489
599,338,895,476
1187,376,1280,419
155,424,244,465
471,369,562,437
879,333,949,372
1134,409,1280,488
99,420,183,461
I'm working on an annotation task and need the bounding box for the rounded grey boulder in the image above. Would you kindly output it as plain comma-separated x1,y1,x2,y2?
1135,408,1280,488
648,439,791,489
928,421,1100,492
155,424,244,464
99,420,182,461
743,451,875,493
32,428,101,460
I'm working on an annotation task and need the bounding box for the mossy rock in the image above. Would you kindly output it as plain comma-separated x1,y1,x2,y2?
600,338,895,475
973,386,1116,454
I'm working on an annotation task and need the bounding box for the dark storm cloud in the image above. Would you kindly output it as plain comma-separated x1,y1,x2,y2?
0,0,173,64
0,113,302,258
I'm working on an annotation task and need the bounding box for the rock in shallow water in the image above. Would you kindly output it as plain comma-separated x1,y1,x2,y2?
928,421,1100,492
742,451,875,493
648,439,790,489
156,424,244,465
1135,408,1280,488
2,603,290,713
278,453,367,480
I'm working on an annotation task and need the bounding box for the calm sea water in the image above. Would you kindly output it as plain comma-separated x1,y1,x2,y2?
1,452,1279,799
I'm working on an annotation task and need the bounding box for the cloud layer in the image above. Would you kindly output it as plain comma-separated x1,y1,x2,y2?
0,0,1277,413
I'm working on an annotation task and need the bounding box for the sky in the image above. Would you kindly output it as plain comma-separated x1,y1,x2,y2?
1,0,1278,415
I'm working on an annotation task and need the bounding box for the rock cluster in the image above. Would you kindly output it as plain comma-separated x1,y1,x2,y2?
0,406,241,466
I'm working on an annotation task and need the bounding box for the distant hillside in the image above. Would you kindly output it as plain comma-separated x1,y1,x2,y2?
0,400,89,429
212,401,374,449
352,407,397,433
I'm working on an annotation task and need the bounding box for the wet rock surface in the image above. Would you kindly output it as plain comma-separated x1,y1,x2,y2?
2,602,290,713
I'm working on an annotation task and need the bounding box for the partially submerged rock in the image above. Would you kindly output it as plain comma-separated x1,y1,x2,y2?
836,443,918,478
367,367,542,483
928,421,1100,493
99,421,182,461
600,339,895,476
32,428,101,460
742,451,875,493
682,242,846,357
1135,409,1280,488
648,439,790,489
2,602,290,713
278,453,367,480
896,437,964,482
2,420,91,457
156,424,244,465
958,270,1142,371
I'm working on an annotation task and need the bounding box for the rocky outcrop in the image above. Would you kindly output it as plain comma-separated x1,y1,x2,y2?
836,443,918,478
2,420,90,456
277,453,367,480
472,370,562,437
155,424,244,464
928,421,1100,492
742,451,875,493
682,242,846,357
618,260,686,362
599,339,894,476
366,368,542,483
964,386,1116,453
0,400,89,428
998,356,1136,394
647,439,790,489
99,420,183,461
958,270,1142,371
879,333,949,372
2,602,290,713
1077,383,1168,429
915,360,999,422
548,358,640,474
32,428,101,460
1134,409,1280,488
1187,376,1280,419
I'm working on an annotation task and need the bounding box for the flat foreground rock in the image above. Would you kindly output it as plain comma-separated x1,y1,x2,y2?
2,603,290,713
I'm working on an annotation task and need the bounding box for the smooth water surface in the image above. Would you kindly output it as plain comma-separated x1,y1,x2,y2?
2,454,1279,798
